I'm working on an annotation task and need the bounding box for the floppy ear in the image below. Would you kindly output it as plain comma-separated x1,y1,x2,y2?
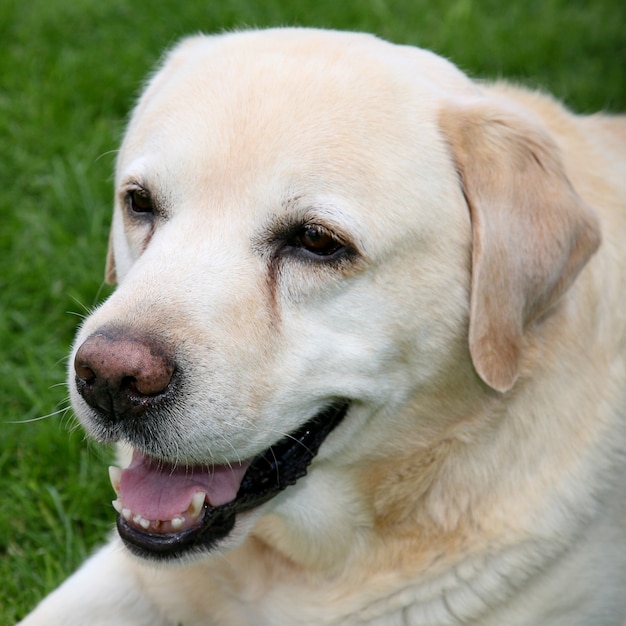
440,100,601,393
105,228,117,285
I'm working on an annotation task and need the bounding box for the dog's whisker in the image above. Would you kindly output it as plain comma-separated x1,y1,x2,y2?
67,294,95,316
213,432,243,467
267,446,281,484
94,148,120,164
67,419,83,435
67,309,89,321
93,280,114,304
49,380,69,390
6,406,70,424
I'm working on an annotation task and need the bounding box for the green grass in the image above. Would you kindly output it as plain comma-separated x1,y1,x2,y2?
1,0,624,621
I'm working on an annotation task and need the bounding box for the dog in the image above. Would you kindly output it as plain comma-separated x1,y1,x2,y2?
19,28,626,625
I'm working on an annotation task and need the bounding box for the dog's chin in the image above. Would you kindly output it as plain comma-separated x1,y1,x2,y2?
114,401,350,562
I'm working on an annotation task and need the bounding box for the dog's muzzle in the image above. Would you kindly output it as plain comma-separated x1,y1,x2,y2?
74,327,350,559
111,401,350,560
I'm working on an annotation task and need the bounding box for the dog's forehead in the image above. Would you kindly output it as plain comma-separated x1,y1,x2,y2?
119,30,471,164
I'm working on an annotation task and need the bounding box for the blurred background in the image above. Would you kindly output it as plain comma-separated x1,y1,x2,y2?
1,0,624,620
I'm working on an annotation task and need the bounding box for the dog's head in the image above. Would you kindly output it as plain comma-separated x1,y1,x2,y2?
69,29,599,562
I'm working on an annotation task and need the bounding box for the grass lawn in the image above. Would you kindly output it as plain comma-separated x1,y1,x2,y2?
2,0,624,621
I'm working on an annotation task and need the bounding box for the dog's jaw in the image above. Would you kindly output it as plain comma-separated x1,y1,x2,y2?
111,401,351,560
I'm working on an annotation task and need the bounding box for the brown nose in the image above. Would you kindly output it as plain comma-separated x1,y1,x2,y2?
74,329,175,421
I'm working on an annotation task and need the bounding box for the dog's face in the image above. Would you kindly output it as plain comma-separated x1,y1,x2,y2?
69,29,599,562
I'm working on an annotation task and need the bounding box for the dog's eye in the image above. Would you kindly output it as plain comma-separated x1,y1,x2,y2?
297,225,344,256
128,188,154,214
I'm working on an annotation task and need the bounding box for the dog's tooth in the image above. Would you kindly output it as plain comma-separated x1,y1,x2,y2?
188,492,206,519
111,499,123,514
171,516,185,530
122,508,132,521
108,466,122,494
132,513,152,530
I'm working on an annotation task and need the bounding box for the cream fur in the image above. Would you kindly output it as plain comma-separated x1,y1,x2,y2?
20,28,626,626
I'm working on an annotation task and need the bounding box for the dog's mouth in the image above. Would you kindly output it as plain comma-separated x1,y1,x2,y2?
109,401,350,560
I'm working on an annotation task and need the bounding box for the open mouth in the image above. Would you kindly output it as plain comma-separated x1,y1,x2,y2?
109,401,350,560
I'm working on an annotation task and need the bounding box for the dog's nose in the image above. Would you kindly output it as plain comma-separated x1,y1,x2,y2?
74,329,175,421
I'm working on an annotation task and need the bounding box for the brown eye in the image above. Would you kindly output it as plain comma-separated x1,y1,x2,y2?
128,188,153,214
298,225,343,256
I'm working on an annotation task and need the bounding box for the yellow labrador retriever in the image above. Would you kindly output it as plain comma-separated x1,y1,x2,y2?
20,28,626,625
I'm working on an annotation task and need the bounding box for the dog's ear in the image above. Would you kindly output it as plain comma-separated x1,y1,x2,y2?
440,99,600,393
105,228,117,285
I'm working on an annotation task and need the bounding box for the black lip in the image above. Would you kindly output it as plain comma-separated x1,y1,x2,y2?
117,401,350,560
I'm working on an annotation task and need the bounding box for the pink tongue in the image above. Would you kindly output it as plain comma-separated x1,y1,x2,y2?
119,451,251,521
